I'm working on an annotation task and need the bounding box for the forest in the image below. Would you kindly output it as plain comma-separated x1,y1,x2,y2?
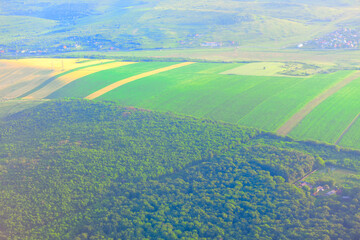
1,99,360,239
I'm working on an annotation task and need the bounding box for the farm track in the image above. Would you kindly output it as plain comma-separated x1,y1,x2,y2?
277,71,360,136
85,62,195,100
24,62,135,99
335,112,360,145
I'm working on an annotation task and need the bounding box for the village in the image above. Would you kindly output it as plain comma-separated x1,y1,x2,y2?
0,34,142,56
298,27,360,49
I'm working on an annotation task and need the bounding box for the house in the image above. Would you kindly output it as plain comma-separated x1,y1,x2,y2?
326,190,337,196
299,181,312,188
313,186,325,196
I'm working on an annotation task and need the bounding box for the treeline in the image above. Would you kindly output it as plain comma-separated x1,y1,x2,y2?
0,99,360,239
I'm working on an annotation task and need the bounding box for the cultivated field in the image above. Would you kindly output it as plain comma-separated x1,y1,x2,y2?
221,62,300,77
1,59,360,149
289,75,360,144
47,62,178,99
86,62,195,100
23,61,135,99
338,116,360,149
0,58,110,98
238,71,353,131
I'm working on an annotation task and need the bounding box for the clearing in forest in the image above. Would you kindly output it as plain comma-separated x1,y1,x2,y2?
278,71,360,136
24,61,135,99
85,62,195,100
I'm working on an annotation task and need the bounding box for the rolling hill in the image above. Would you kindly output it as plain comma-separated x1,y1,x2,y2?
1,0,360,53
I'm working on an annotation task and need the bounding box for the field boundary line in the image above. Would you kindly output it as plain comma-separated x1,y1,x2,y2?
276,71,360,136
85,62,195,100
335,112,360,145
23,62,135,99
19,60,115,98
236,76,310,125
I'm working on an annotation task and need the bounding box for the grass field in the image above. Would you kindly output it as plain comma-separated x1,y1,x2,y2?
221,62,293,77
305,167,360,189
289,75,360,145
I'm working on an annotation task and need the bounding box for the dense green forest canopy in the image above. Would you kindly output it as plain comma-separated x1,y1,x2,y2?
1,99,360,239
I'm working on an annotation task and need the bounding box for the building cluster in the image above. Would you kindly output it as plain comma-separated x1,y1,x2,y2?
299,28,360,49
299,181,342,197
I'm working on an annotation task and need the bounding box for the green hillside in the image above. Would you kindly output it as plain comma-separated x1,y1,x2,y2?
1,99,360,239
1,0,360,52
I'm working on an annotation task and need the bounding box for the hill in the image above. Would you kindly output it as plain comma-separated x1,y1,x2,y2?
1,99,360,239
1,0,360,54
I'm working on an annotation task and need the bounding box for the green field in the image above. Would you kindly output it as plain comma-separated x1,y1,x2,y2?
339,117,360,149
94,63,299,119
221,62,293,76
289,76,360,144
305,167,360,189
238,71,353,131
92,64,350,132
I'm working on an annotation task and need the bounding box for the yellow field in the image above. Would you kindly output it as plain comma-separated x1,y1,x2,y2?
0,58,111,99
85,62,195,100
3,58,112,72
25,62,136,99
